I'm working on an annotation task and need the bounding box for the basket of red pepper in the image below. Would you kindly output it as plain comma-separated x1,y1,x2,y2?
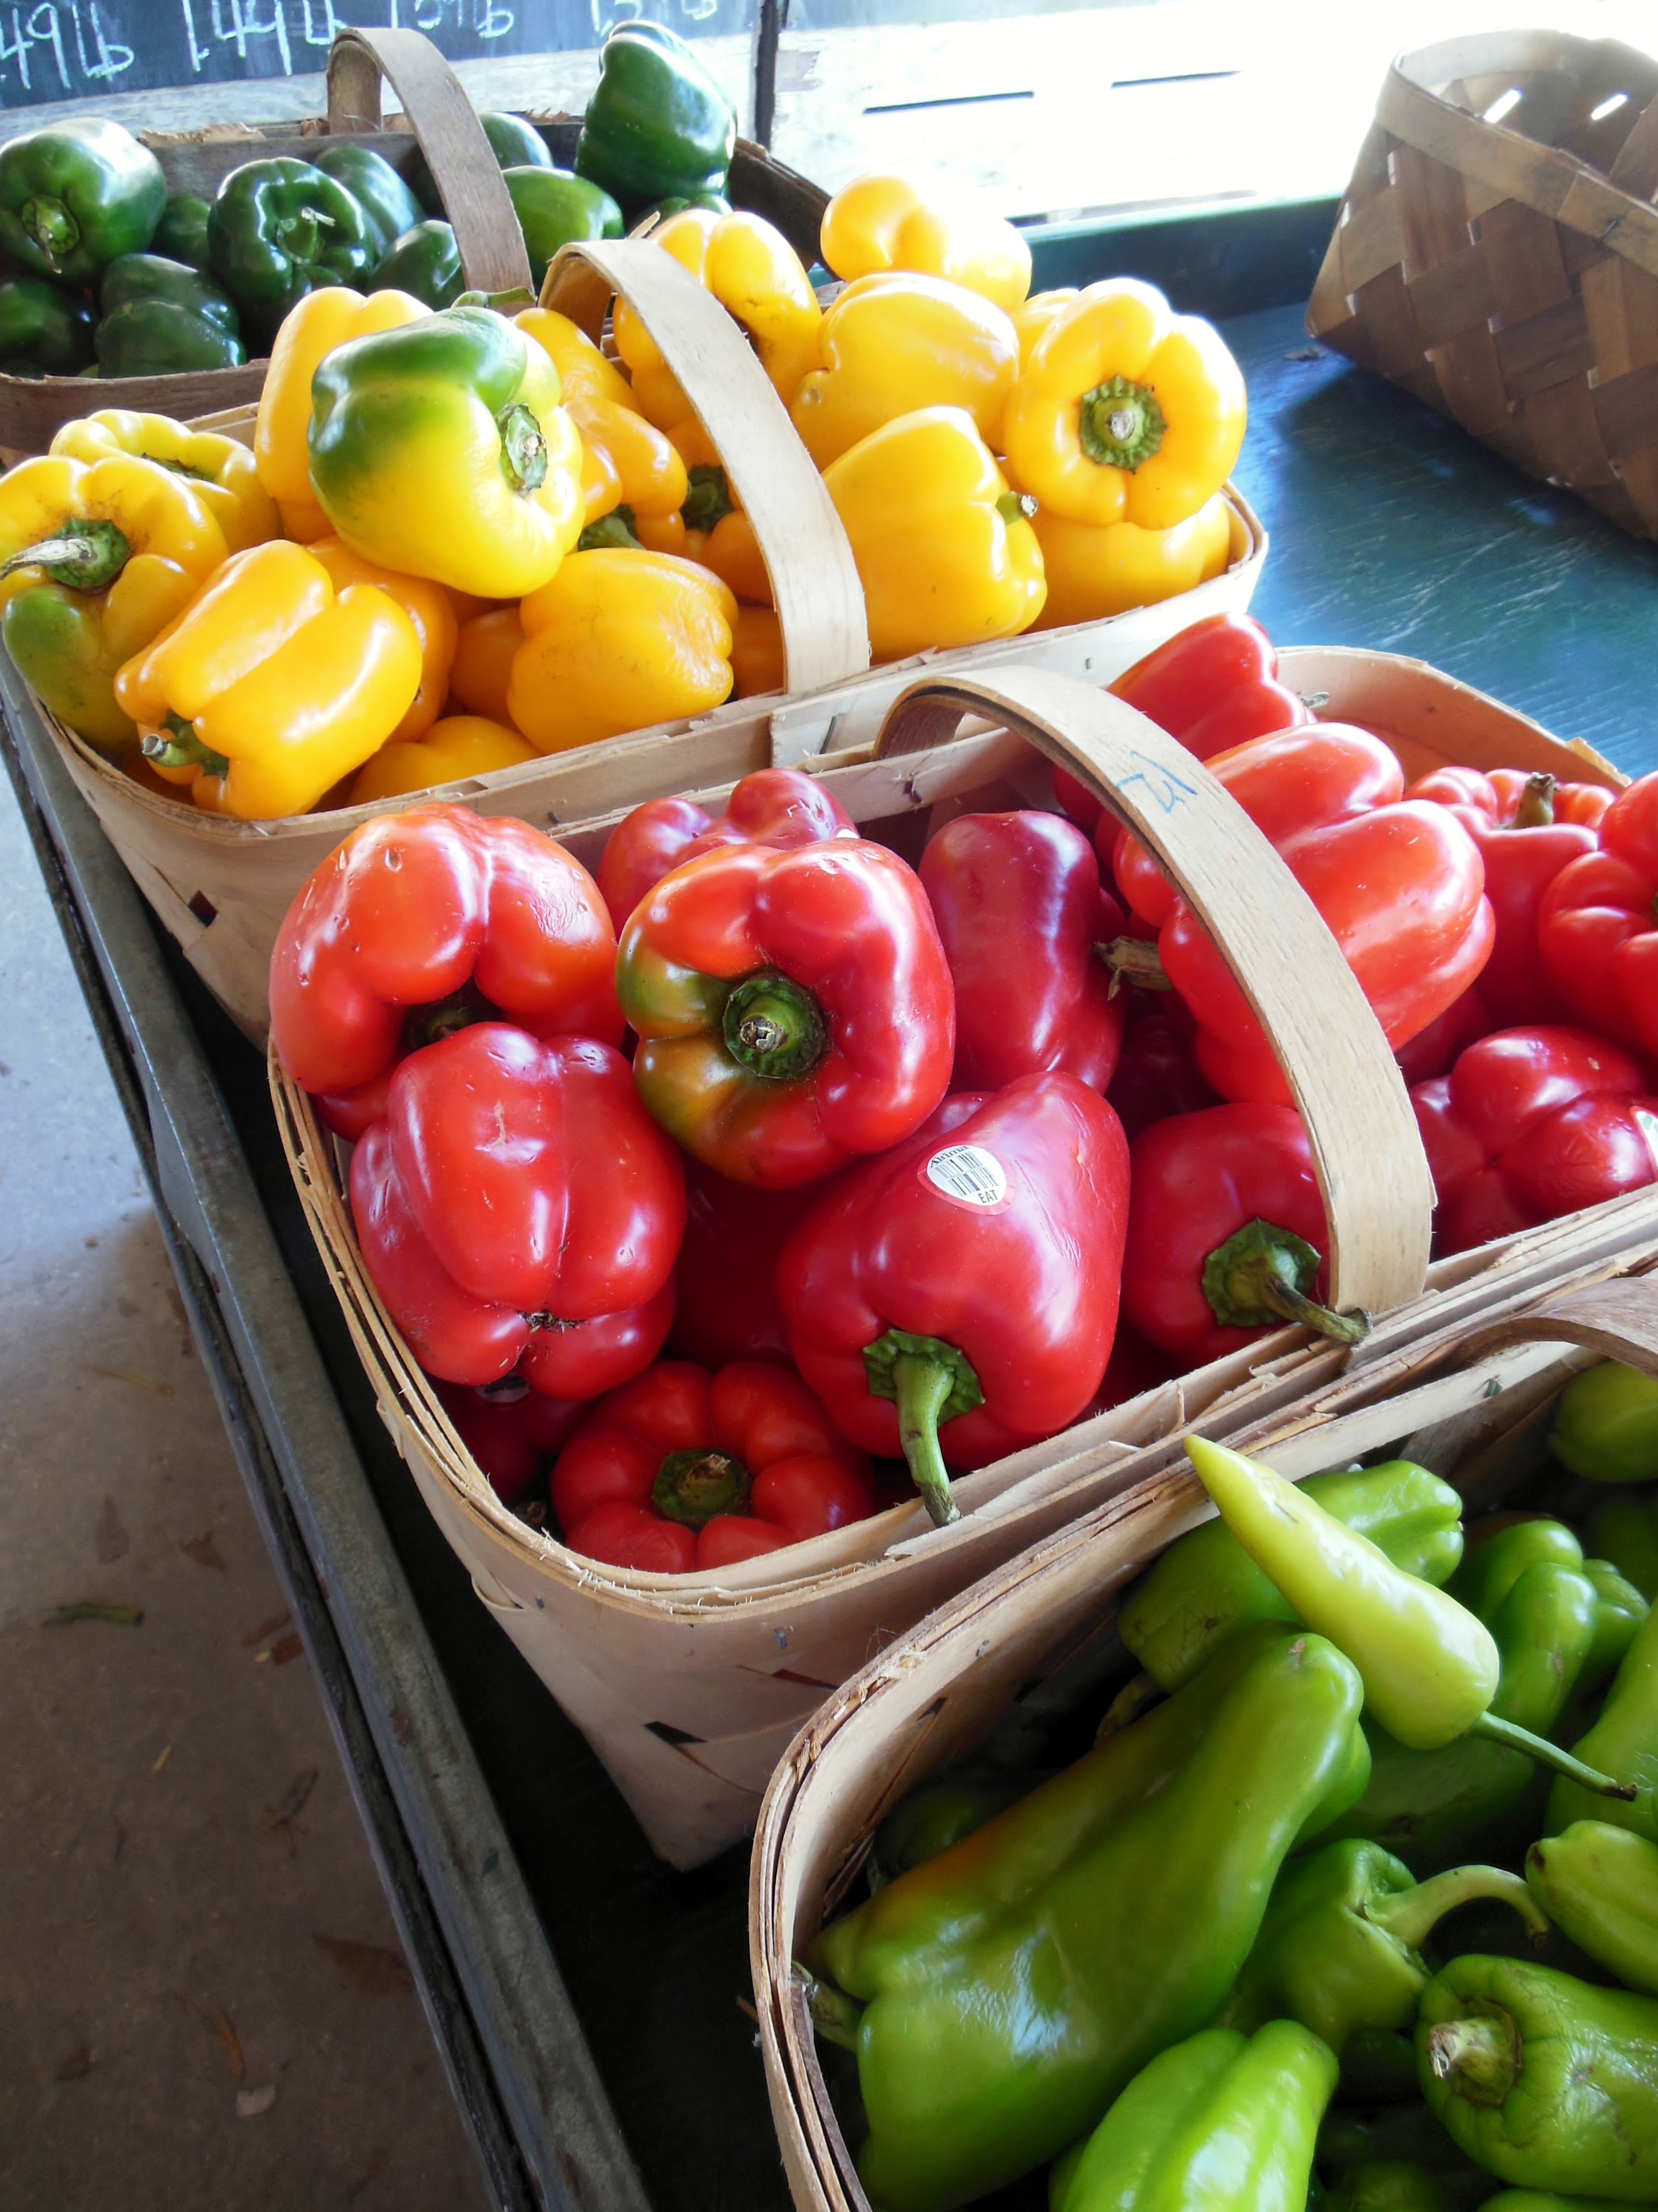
752,1260,1658,2212
269,603,1657,1869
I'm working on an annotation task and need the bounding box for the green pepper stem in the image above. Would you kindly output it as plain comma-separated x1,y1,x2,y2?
721,970,827,1082
1077,375,1166,471
140,719,230,778
1095,936,1173,998
892,1356,960,1529
682,463,734,533
652,1447,751,1530
1425,2013,1518,2103
577,505,641,553
1,518,132,591
1201,1217,1371,1344
1512,772,1556,829
792,1966,863,2051
1470,1710,1638,1796
22,196,76,260
1367,1864,1547,1951
457,286,537,312
995,490,1037,525
499,402,549,493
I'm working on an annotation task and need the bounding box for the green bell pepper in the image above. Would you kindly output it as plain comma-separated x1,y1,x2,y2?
1449,1518,1583,1621
152,194,212,273
1587,1493,1658,1601
1548,1588,1658,1841
1318,2103,1489,2208
1480,2196,1637,2211
807,1629,1367,2212
372,220,463,310
1218,1838,1545,2054
867,1771,1036,1893
0,277,95,377
1324,2163,1451,2212
575,22,737,214
0,119,165,286
1050,2021,1337,2212
503,167,623,290
1583,1558,1649,1681
1527,1821,1658,1993
1322,1559,1602,1874
95,301,245,377
3,584,134,750
1418,1955,1658,2199
309,142,424,266
100,253,239,335
206,158,372,336
1122,1461,1466,1691
408,110,553,215
1552,1360,1658,1484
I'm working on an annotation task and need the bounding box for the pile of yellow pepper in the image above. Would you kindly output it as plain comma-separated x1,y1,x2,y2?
0,170,1247,823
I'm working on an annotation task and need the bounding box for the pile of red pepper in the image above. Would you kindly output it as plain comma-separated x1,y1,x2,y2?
268,613,1658,1572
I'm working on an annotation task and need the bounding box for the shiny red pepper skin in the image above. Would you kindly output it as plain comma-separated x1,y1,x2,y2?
776,1074,1129,1479
1394,985,1493,1086
920,810,1126,1092
432,1378,585,1504
1113,723,1493,1104
1120,1101,1341,1363
550,1359,876,1572
666,1155,820,1368
350,1024,684,1396
1408,766,1609,1026
1104,1002,1220,1142
617,837,955,1188
1051,613,1311,828
270,802,621,1117
1411,1026,1658,1255
1538,773,1658,1058
596,766,856,933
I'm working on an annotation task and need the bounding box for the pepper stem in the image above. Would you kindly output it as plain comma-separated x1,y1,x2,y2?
457,286,537,312
577,505,641,553
1512,772,1556,829
862,1329,985,1529
1470,1710,1638,1796
1096,936,1173,998
1425,2013,1518,2104
792,1966,863,2052
1077,375,1167,471
1367,1864,1547,1951
499,402,549,493
140,714,229,778
1,518,132,591
682,464,734,533
652,1447,752,1530
721,970,827,1082
1201,1217,1371,1344
995,490,1037,525
21,195,76,261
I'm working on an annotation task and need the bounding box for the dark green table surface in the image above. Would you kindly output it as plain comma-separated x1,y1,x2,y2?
1224,303,1658,783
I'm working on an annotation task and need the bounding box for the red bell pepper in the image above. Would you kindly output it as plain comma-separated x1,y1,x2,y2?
1051,612,1312,829
433,1377,585,1505
1120,1100,1367,1364
1408,766,1610,1026
1104,1001,1220,1142
596,766,856,933
1411,1026,1658,1255
1538,772,1658,1058
776,1073,1130,1525
350,1024,684,1397
1111,722,1493,1104
270,802,621,1123
1394,985,1493,1086
666,1155,820,1369
616,836,955,1188
549,1359,876,1573
919,810,1126,1092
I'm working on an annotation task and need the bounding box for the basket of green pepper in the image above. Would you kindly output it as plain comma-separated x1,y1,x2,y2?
753,1260,1658,2212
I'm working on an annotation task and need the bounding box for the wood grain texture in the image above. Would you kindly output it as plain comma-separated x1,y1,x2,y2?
874,664,1435,1318
544,237,869,696
1457,1273,1658,1373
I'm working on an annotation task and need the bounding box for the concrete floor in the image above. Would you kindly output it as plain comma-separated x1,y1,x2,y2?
0,770,484,2205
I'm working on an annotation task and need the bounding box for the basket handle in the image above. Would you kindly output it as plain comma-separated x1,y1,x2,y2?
325,26,534,296
1609,91,1658,202
542,236,870,697
1456,1272,1658,1374
875,665,1435,1319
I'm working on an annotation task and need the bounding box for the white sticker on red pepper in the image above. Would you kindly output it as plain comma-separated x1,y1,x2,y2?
1638,1109,1658,1179
925,1144,1009,1211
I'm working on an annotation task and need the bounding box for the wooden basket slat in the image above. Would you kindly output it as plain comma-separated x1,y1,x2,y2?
1312,29,1658,540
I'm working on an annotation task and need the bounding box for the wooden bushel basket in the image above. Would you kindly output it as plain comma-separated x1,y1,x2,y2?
1308,31,1658,539
273,644,1640,1869
751,1253,1658,2212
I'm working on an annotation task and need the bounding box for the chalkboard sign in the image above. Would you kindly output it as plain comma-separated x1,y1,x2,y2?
0,1,754,112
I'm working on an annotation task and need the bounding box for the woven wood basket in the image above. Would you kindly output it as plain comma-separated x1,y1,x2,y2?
751,1249,1658,2212
273,644,1637,1869
1309,30,1658,537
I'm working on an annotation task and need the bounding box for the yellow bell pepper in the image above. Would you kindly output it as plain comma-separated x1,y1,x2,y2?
731,604,783,698
113,539,423,819
308,535,456,744
821,175,1032,315
448,606,524,727
789,271,1019,470
350,713,535,805
508,549,735,754
1029,491,1232,630
695,508,772,606
822,405,1046,663
1001,279,1247,531
613,208,822,425
51,410,280,554
0,449,230,751
635,511,687,558
513,306,634,411
1012,288,1076,367
253,286,429,513
516,307,690,529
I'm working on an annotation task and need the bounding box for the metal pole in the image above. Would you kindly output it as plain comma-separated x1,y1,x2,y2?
753,0,782,148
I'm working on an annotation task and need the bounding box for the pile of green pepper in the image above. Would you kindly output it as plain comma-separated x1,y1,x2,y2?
0,26,738,381
801,1356,1658,2212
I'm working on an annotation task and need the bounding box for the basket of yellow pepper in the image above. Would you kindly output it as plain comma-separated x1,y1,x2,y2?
753,1255,1658,2212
